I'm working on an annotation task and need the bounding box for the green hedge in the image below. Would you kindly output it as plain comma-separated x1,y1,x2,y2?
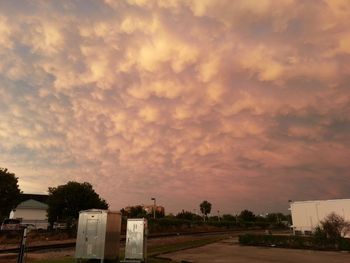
239,234,350,251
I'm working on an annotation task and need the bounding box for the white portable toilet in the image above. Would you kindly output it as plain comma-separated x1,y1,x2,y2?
122,218,148,263
75,209,121,262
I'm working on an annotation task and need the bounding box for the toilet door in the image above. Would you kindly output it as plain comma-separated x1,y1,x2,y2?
84,217,100,257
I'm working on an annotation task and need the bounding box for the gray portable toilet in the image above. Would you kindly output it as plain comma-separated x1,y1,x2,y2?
122,218,148,263
75,209,121,262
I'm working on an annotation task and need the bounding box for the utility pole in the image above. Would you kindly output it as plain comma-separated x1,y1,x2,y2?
17,227,27,263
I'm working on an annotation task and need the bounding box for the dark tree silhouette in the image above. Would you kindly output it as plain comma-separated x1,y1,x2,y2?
0,168,21,221
47,181,108,226
200,200,212,220
239,210,256,222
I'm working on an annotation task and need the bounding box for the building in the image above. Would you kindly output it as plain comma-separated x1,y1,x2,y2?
20,193,48,204
143,204,165,215
10,196,49,230
289,198,350,236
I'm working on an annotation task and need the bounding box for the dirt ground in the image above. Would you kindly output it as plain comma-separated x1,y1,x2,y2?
162,237,350,263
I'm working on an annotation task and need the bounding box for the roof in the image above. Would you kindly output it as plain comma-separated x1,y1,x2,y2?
20,193,48,204
16,199,48,210
290,198,350,204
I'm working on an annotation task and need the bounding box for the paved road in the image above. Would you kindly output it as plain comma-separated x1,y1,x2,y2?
162,238,350,263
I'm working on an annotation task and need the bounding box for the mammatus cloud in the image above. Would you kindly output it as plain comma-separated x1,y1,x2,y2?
0,0,350,213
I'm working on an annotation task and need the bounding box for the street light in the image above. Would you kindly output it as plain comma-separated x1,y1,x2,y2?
151,197,156,219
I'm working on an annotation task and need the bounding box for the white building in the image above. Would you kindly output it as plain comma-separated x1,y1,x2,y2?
289,198,350,236
10,199,49,230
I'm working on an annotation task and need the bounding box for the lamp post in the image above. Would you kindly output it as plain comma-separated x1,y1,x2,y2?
151,197,156,219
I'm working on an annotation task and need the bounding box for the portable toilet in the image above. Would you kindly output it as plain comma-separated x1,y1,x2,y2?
75,209,121,262
122,218,148,263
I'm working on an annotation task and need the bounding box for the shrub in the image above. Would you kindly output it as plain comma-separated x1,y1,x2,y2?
238,234,313,249
312,213,350,249
319,213,350,241
239,233,350,251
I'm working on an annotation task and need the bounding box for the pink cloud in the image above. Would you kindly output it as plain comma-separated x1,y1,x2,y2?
0,0,349,214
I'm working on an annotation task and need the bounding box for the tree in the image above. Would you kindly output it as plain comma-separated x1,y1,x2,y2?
320,213,350,241
266,213,287,223
155,209,165,218
200,200,212,220
239,210,256,222
127,206,148,218
0,168,21,221
47,181,108,226
176,210,200,220
222,214,236,221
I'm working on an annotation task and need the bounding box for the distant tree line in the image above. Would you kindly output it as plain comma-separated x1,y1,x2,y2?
165,208,291,226
122,200,291,230
121,205,165,219
1,167,291,231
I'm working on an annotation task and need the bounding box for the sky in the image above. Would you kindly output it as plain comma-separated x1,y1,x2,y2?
0,0,350,215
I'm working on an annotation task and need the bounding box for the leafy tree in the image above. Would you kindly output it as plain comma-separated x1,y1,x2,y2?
320,213,350,242
165,213,175,218
200,200,212,220
47,181,108,226
239,210,256,222
155,209,165,218
121,205,164,219
285,214,292,225
128,206,148,218
266,213,287,223
176,210,200,221
222,214,236,221
0,168,21,221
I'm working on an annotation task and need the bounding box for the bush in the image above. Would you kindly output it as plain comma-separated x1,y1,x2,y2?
239,234,350,251
312,213,350,249
239,234,313,249
206,220,239,229
319,213,350,241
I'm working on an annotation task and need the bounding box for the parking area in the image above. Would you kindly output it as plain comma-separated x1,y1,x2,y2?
162,238,350,263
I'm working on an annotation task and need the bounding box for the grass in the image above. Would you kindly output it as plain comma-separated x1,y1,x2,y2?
32,235,227,263
148,236,226,256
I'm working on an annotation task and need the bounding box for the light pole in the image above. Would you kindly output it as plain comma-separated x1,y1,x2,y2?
151,197,156,219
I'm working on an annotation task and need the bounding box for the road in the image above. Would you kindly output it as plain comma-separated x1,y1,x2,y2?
163,237,350,263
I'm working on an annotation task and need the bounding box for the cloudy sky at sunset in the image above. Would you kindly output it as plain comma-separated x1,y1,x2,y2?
1,0,350,214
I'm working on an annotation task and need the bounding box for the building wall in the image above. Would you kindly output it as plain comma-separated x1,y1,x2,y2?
11,208,47,221
290,199,350,236
11,208,49,229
